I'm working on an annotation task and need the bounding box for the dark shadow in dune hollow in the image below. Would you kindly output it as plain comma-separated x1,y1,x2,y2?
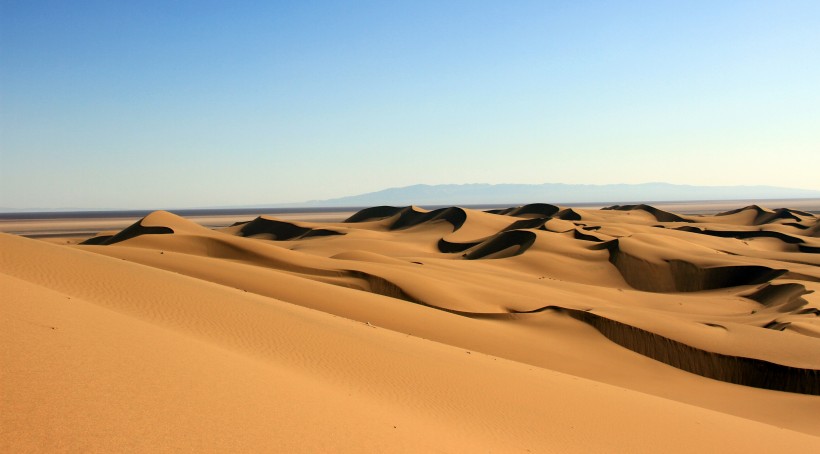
80,220,173,245
601,239,787,292
514,306,820,395
236,217,343,240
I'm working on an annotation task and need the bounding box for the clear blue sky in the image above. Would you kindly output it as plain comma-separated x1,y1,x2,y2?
1,0,819,209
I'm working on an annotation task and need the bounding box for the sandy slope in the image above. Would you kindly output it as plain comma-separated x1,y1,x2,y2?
2,203,820,452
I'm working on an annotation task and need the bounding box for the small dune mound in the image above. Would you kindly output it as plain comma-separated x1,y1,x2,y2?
714,205,804,225
765,208,809,224
344,206,406,223
715,205,769,217
80,210,214,246
742,283,812,313
603,239,787,292
487,203,560,218
81,211,184,245
603,204,691,222
389,206,467,231
463,230,537,260
80,223,172,246
555,208,582,221
234,217,344,240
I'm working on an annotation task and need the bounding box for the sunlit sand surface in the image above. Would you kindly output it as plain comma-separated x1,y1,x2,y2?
3,201,819,452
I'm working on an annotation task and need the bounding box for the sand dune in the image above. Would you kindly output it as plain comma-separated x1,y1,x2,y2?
3,203,820,451
602,203,691,222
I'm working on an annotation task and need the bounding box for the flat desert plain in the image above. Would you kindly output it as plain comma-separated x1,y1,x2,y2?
2,202,820,452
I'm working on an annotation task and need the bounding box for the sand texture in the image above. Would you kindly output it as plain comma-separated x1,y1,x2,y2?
3,203,820,452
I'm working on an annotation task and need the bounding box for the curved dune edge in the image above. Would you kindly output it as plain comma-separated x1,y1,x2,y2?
79,210,216,245
463,230,537,260
80,220,173,245
513,306,820,395
675,225,806,244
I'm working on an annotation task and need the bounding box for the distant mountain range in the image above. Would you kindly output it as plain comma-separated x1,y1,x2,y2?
294,183,820,207
4,183,819,213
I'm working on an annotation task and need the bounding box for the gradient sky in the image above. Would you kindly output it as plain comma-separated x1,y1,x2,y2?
1,1,819,209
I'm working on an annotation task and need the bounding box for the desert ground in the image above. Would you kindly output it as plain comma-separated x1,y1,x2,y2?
2,200,820,452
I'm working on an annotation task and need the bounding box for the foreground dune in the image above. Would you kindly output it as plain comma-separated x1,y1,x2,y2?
2,203,820,452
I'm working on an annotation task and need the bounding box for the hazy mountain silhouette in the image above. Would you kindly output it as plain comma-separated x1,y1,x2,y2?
295,183,820,207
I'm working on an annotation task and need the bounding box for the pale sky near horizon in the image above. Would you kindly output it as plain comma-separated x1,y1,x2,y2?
1,0,819,209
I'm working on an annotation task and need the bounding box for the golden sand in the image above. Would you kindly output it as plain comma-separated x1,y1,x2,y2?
2,203,819,452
